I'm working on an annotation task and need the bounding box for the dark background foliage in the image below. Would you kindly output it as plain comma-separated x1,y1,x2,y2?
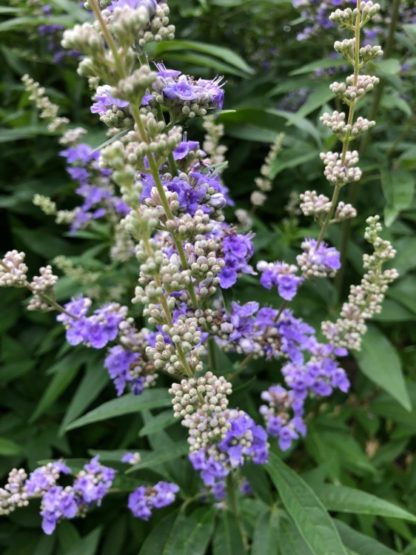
1,0,416,553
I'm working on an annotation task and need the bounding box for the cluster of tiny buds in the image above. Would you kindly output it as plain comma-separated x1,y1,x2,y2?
0,251,28,287
59,127,87,146
145,316,205,376
322,216,398,350
321,111,375,139
320,150,362,186
169,372,232,418
104,1,174,47
251,133,284,207
27,266,59,312
104,124,182,169
166,211,214,237
331,74,380,103
329,2,381,28
116,66,156,102
33,194,57,216
22,75,69,133
334,39,383,64
0,469,28,516
202,116,227,166
300,191,356,221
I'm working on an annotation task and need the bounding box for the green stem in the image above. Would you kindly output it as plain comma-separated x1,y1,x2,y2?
316,0,361,248
337,0,401,298
226,474,248,552
207,337,217,371
89,1,198,310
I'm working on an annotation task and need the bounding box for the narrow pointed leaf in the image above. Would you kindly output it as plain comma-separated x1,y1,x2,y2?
65,389,171,430
266,453,348,555
251,507,280,555
314,484,416,522
355,325,411,411
213,511,245,555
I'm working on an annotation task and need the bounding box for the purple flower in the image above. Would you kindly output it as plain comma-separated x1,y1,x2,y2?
41,486,78,535
121,452,140,464
257,261,304,301
73,457,115,505
91,86,129,115
107,0,157,13
218,231,254,289
104,345,146,396
173,140,200,160
57,298,126,349
128,482,179,520
26,462,70,496
297,238,341,277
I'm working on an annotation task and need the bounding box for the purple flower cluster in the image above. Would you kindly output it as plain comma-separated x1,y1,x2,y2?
141,167,230,216
14,457,116,535
292,0,385,44
60,143,129,231
297,238,341,277
107,0,157,14
104,345,150,396
91,86,129,115
73,456,115,506
151,64,224,112
57,297,126,349
128,482,179,520
257,261,303,301
189,410,268,499
218,230,254,289
214,301,349,450
292,0,356,41
260,386,306,450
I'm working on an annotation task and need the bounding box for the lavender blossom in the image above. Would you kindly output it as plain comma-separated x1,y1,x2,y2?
257,261,303,301
128,482,179,520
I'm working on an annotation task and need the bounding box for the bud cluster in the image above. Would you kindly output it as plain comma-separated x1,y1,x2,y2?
22,75,69,132
252,133,284,207
322,216,398,350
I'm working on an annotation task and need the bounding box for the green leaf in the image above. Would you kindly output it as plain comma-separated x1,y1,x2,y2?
355,325,411,411
314,484,416,522
138,410,177,437
60,361,109,434
163,507,215,555
66,528,102,555
279,517,314,555
0,437,21,456
290,57,346,76
251,507,280,555
297,83,335,117
65,389,171,431
381,169,415,226
139,512,177,555
30,353,86,423
335,520,400,555
213,511,245,555
266,453,348,555
152,40,254,75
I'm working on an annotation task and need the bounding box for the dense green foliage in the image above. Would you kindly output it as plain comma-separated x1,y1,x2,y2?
1,0,416,553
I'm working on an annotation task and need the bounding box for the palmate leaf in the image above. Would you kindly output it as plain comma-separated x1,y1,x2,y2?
65,389,171,431
314,484,416,522
266,453,349,555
